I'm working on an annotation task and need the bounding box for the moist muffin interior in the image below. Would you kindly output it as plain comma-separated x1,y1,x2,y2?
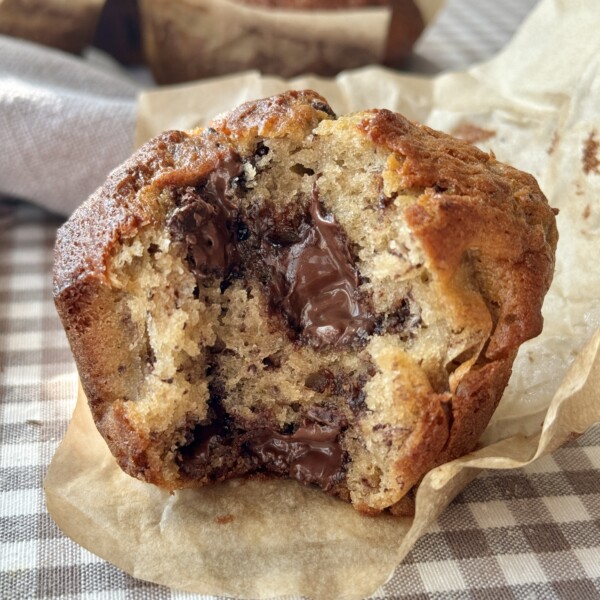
106,114,487,514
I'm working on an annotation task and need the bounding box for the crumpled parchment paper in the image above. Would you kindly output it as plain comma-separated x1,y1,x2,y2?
45,1,600,598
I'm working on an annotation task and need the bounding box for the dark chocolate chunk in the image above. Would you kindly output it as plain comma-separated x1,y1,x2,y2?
265,189,375,349
304,369,334,394
346,386,367,415
255,141,270,157
246,422,345,491
235,219,250,241
262,351,283,370
310,100,336,118
168,152,243,282
179,424,223,471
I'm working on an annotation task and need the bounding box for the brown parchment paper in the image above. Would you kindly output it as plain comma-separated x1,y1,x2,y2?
45,1,600,598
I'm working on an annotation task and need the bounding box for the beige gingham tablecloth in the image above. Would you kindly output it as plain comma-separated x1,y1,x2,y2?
2,1,600,598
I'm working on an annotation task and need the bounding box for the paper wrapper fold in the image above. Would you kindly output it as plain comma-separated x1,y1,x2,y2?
46,0,600,598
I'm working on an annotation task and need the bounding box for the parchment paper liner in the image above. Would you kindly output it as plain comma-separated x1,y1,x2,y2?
45,0,600,598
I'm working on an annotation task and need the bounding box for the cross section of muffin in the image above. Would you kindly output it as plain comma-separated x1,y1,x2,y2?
53,91,558,514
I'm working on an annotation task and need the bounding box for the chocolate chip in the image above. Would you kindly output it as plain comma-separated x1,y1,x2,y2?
281,422,296,434
386,299,412,332
169,159,377,355
304,369,334,393
347,387,367,415
236,220,250,241
310,100,336,118
262,352,283,370
375,298,422,336
377,193,396,210
146,345,156,368
231,174,247,191
336,374,368,415
178,424,224,474
168,158,242,283
255,142,269,157
209,336,226,354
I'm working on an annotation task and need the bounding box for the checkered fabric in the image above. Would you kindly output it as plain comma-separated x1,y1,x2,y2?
3,1,600,598
413,0,541,72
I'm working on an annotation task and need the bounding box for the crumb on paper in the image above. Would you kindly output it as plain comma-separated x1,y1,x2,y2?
547,131,560,155
214,514,235,525
451,122,495,145
583,205,591,220
583,130,600,175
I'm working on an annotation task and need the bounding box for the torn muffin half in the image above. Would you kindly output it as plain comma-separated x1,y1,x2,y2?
53,91,558,515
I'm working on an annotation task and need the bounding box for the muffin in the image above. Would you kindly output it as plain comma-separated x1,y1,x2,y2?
140,0,424,84
54,91,558,515
0,0,104,54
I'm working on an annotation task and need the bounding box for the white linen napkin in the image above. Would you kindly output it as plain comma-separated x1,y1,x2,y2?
0,35,138,216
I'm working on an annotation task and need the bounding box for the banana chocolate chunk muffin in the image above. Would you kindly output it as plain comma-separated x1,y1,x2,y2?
54,91,557,515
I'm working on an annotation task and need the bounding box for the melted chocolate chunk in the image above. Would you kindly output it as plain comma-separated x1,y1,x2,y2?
246,422,345,491
170,158,374,348
179,418,347,491
179,424,223,475
265,190,375,348
168,154,243,281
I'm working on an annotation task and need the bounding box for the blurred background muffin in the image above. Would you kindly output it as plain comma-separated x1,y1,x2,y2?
140,0,427,84
0,0,436,84
0,0,105,54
